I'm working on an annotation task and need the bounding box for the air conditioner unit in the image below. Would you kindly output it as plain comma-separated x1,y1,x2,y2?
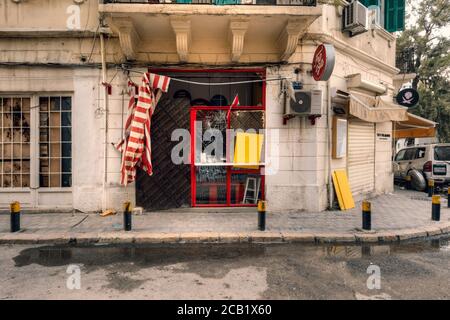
343,1,369,36
285,90,323,116
368,6,381,29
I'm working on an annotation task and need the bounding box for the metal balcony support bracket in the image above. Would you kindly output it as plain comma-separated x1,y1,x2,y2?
278,19,309,62
229,19,250,63
170,18,191,63
107,17,141,61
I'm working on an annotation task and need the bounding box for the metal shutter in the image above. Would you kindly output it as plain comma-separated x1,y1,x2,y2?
348,119,375,196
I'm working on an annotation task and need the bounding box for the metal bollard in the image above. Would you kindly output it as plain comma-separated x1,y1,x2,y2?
362,200,371,231
447,188,450,209
404,175,411,190
257,200,266,231
432,195,440,221
10,201,21,233
427,179,434,197
123,201,132,231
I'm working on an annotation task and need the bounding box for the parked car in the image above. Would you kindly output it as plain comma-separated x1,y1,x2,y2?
393,143,450,191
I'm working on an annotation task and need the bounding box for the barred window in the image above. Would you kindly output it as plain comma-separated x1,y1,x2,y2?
39,96,72,188
0,97,31,188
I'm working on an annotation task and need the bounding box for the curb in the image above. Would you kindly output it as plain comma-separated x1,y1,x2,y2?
0,222,449,245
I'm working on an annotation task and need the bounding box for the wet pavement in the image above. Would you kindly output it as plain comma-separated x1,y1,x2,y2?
0,237,448,300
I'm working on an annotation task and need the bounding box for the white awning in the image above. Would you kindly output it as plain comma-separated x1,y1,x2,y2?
349,93,408,123
393,113,437,139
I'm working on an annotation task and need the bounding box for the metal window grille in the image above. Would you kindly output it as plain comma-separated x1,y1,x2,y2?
0,97,31,188
39,96,72,188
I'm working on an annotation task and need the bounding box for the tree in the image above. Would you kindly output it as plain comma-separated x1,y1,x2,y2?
396,0,450,142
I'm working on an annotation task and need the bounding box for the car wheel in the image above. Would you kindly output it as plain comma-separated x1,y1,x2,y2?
409,169,426,191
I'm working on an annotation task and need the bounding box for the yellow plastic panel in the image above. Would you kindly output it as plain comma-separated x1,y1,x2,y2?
233,132,264,169
332,170,355,210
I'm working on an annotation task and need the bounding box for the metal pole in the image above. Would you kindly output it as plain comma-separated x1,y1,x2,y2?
362,200,371,231
10,201,21,233
257,200,266,231
100,30,109,212
432,195,440,221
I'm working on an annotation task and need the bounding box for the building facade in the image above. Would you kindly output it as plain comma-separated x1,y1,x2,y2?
0,0,409,213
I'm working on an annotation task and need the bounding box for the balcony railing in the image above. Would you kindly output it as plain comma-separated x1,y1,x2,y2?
102,0,317,6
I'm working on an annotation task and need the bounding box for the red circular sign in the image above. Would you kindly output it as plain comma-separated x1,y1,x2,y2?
312,44,335,81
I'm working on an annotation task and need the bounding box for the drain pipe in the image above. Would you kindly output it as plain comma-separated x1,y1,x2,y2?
327,80,334,209
100,30,108,211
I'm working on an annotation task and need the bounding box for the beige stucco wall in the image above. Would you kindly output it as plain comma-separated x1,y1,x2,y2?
0,0,98,32
0,2,398,212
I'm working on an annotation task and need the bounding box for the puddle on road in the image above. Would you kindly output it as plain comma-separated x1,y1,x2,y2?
12,236,449,269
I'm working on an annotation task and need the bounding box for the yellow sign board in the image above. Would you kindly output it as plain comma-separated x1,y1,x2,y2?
233,132,264,169
332,170,355,210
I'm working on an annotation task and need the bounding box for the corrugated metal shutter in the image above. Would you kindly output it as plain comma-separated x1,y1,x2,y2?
348,119,375,196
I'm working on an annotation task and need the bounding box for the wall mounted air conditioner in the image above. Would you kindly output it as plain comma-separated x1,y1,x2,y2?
368,6,382,29
343,1,369,36
285,90,323,116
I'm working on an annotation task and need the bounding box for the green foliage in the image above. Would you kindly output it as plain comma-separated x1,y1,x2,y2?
396,0,450,142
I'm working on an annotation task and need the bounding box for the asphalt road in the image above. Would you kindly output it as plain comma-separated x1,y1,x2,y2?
0,238,448,300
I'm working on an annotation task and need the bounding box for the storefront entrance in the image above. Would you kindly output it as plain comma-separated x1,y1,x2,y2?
136,69,266,211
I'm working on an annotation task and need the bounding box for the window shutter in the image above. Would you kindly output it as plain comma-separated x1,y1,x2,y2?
385,0,406,32
360,0,379,7
396,0,405,31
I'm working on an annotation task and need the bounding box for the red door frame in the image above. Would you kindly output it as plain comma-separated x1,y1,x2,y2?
150,68,266,207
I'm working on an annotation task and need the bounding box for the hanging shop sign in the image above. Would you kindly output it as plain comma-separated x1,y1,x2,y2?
396,88,419,107
312,44,335,81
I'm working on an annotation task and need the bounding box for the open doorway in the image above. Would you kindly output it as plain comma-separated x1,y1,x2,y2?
136,69,266,210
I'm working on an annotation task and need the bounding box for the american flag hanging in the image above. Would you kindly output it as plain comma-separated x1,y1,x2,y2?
116,73,171,185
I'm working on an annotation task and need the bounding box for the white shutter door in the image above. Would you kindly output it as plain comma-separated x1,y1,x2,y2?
348,119,375,196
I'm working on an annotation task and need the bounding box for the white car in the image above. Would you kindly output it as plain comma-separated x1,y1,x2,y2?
394,143,450,191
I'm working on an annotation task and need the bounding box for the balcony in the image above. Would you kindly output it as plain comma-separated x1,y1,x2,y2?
102,0,316,6
100,0,322,64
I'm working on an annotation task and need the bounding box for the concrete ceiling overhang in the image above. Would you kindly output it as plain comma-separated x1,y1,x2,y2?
101,4,322,64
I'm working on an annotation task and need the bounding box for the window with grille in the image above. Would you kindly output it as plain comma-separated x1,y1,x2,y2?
39,96,72,188
0,97,31,188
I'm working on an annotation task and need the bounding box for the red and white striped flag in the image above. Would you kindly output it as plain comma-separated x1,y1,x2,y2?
114,80,138,153
118,72,171,185
227,94,240,122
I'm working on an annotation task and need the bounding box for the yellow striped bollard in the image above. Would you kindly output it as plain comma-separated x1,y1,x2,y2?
427,179,435,197
362,200,371,231
123,201,132,231
257,200,266,231
432,195,440,221
10,201,21,233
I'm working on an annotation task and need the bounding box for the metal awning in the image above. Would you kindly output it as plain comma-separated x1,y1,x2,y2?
393,113,437,139
349,93,408,123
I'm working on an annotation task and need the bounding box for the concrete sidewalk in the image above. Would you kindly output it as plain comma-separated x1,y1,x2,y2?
0,189,449,245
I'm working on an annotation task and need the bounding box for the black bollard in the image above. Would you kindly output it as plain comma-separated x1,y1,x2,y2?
404,175,411,190
257,200,266,231
447,188,450,209
432,195,440,221
123,201,132,231
10,201,21,233
427,179,434,197
362,200,371,231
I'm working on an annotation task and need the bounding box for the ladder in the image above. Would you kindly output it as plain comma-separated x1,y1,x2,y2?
243,177,261,204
